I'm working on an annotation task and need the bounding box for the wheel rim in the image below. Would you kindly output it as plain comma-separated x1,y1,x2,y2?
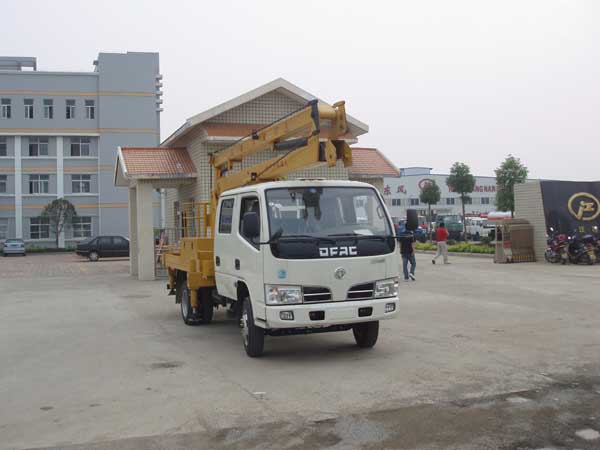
181,288,190,317
241,310,249,347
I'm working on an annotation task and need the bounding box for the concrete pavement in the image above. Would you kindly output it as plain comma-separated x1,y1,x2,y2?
1,254,599,449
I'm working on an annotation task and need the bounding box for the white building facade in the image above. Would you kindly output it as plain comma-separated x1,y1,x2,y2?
383,167,498,220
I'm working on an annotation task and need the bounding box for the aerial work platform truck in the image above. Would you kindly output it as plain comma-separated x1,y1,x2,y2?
164,100,400,356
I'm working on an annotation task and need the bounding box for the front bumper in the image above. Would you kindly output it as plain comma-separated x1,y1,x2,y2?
264,297,399,329
2,248,25,255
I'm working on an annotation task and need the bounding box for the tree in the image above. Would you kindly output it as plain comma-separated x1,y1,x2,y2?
495,155,528,217
446,162,476,234
419,179,441,239
41,198,77,248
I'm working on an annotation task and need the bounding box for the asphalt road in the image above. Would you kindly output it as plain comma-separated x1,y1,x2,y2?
1,253,599,450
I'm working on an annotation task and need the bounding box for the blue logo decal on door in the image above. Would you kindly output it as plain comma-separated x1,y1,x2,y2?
277,269,287,279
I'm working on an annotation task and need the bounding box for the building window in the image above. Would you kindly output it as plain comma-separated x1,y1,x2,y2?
0,175,6,193
0,136,6,156
391,198,401,206
30,217,50,239
218,198,235,234
24,98,34,119
446,198,455,205
43,99,53,119
85,100,95,119
481,197,490,205
0,218,8,240
410,198,420,206
1,98,12,119
70,137,91,156
28,137,49,157
71,174,91,193
28,174,50,194
66,99,76,119
72,216,92,238
464,197,472,205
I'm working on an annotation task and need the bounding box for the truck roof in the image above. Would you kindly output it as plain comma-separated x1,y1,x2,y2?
220,179,378,196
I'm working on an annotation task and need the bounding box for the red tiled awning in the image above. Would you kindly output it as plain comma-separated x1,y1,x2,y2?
114,147,196,187
349,147,399,177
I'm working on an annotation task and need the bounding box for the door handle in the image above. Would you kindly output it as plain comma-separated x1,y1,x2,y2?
235,259,240,270
215,256,220,266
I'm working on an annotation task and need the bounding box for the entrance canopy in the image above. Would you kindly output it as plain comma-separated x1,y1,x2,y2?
114,146,196,188
114,147,196,281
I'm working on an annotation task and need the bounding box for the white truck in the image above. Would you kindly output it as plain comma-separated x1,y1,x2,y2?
213,180,399,356
164,100,400,357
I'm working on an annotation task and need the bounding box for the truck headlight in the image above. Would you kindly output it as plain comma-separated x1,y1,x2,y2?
374,278,398,298
265,285,303,305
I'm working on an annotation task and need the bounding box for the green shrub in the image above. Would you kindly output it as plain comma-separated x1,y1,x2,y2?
415,242,494,254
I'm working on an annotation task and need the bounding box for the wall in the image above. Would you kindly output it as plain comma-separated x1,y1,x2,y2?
514,181,547,261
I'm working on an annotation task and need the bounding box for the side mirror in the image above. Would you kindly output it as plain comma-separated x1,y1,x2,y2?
242,212,260,239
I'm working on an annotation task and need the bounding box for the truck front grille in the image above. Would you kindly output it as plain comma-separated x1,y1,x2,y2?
347,282,375,300
302,286,332,302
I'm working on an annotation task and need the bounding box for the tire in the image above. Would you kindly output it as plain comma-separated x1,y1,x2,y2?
240,297,264,357
179,283,199,326
353,321,379,348
581,253,592,265
475,232,480,241
88,251,99,262
197,287,214,324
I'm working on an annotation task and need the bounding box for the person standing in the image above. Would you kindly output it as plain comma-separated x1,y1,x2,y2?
399,231,416,281
432,222,450,264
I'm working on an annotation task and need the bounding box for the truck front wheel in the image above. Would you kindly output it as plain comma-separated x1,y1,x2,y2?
240,297,264,357
353,321,379,348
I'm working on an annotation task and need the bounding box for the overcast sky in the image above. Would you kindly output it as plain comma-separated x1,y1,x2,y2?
4,0,599,180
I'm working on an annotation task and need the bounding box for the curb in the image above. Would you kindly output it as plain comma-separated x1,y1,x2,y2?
416,249,493,259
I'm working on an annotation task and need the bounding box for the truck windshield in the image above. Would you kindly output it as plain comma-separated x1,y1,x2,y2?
265,186,394,259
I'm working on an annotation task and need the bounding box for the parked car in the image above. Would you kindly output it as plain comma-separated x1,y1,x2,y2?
76,236,129,261
2,239,26,256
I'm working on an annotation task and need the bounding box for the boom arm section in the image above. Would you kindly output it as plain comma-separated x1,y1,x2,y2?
210,99,352,204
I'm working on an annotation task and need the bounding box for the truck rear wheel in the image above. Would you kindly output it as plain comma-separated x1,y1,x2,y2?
240,297,264,357
353,321,379,348
197,288,214,324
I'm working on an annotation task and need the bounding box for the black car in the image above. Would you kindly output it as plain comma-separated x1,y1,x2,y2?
76,236,129,261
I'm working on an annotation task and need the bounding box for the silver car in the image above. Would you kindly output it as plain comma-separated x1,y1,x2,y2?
2,239,26,256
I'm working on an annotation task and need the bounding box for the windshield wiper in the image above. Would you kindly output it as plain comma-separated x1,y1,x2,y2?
328,233,392,241
278,234,336,244
253,232,336,245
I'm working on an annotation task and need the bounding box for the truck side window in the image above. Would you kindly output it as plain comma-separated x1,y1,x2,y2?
239,196,259,248
218,198,235,234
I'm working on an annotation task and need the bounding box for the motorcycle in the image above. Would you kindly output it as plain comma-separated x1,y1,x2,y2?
582,233,599,264
545,228,569,264
568,233,595,265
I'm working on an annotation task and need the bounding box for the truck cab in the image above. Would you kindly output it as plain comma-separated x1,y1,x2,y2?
214,180,400,356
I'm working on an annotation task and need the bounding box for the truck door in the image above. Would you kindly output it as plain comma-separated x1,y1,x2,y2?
237,195,264,309
214,197,238,300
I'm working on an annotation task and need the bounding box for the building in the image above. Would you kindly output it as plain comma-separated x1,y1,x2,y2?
0,52,161,246
383,167,498,220
115,78,369,280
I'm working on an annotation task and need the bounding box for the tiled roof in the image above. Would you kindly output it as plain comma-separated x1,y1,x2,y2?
202,122,356,141
119,147,196,178
349,147,399,177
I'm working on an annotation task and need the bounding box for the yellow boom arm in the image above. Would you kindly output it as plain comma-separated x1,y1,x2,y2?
210,100,352,207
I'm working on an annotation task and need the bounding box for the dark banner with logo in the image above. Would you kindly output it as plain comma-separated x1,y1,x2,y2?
540,181,600,234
